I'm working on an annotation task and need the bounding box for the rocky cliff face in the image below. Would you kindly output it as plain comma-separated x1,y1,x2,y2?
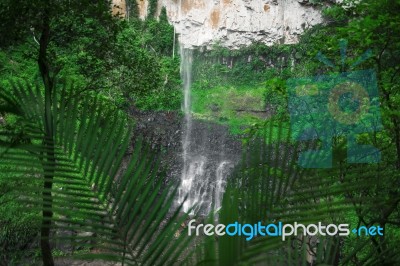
133,0,325,49
112,0,128,17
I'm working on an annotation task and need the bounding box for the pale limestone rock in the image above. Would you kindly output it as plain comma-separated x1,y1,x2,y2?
134,0,325,49
112,0,127,17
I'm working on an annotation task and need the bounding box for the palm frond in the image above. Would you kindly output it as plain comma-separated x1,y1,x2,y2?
191,116,400,265
0,81,192,265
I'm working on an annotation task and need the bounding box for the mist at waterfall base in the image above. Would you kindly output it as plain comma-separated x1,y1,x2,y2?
176,48,235,215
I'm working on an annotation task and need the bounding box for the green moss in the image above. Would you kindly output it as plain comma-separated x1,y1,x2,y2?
191,85,267,134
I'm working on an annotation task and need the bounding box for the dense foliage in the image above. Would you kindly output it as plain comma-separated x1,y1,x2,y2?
0,1,181,111
189,0,400,264
0,1,182,264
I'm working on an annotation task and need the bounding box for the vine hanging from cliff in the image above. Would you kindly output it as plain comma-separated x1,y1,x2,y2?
126,0,140,19
148,0,158,18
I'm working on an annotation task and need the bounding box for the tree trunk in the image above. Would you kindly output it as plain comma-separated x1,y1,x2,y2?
38,4,55,265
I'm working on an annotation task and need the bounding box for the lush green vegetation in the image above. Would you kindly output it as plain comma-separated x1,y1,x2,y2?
1,81,191,265
0,0,181,111
191,85,266,134
0,0,399,265
189,1,400,264
0,1,182,264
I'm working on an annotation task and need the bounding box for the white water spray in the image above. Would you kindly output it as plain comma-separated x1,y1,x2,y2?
214,161,231,212
177,47,233,215
178,48,208,214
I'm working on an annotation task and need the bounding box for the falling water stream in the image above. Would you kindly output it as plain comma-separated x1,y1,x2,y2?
173,0,239,215
177,48,233,215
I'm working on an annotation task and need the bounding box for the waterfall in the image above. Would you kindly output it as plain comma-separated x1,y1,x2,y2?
214,161,231,212
178,48,201,213
177,47,233,215
175,1,234,216
177,48,210,214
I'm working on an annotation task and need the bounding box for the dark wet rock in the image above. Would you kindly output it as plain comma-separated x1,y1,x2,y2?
128,108,242,191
